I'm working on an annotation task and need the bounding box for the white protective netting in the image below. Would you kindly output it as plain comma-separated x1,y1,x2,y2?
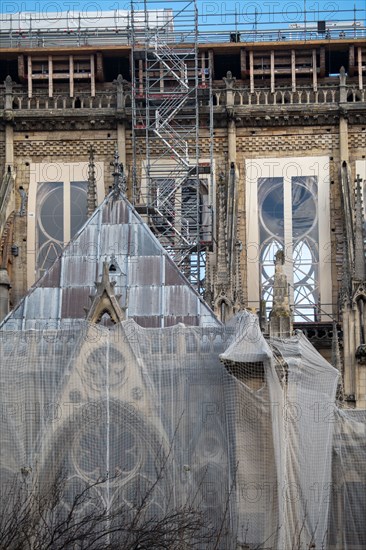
0,311,365,549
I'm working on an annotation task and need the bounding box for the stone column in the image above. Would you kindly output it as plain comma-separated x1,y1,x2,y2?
115,74,127,167
117,123,126,167
4,76,14,171
223,71,237,166
339,67,349,164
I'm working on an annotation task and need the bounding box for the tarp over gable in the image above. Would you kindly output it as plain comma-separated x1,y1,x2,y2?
1,194,220,330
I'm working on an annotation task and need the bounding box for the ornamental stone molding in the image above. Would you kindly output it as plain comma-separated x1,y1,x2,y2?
85,261,125,324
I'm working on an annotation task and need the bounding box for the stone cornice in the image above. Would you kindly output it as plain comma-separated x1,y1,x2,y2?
0,108,126,131
2,101,366,130
208,102,366,127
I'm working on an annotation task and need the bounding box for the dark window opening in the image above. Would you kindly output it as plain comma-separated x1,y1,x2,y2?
214,54,241,80
104,57,130,82
326,49,348,76
0,60,18,82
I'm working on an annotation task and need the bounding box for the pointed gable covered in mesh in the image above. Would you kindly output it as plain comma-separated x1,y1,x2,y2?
1,194,220,330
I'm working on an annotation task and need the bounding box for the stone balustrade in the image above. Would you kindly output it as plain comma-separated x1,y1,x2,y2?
7,91,118,110
0,79,365,113
212,85,343,107
0,76,130,111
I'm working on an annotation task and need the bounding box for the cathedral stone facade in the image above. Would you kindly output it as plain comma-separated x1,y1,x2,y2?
1,20,366,407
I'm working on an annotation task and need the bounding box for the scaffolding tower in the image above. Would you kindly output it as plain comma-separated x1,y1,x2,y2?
131,0,213,294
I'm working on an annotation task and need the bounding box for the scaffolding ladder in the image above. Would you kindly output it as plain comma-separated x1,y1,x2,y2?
131,0,212,294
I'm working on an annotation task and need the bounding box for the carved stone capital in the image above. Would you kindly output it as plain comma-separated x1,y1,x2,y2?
226,106,236,120
339,106,348,119
3,110,14,122
356,344,366,364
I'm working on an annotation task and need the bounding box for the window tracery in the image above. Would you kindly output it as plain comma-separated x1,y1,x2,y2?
36,181,88,277
256,171,322,322
27,162,104,287
247,158,331,319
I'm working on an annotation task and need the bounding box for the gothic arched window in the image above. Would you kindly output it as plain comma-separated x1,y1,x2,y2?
27,162,104,286
246,157,331,322
36,181,88,277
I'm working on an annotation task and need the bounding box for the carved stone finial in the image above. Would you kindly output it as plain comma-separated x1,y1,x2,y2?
223,70,236,90
339,66,347,97
115,74,125,109
269,249,293,338
112,148,127,198
275,249,285,266
4,75,14,115
4,75,13,94
223,70,236,110
85,261,125,324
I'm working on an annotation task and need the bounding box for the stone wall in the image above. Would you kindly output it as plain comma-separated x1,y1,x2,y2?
14,130,116,191
227,126,343,316
5,121,350,321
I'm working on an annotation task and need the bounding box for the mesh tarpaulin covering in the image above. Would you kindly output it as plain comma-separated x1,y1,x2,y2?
328,409,366,550
0,312,365,548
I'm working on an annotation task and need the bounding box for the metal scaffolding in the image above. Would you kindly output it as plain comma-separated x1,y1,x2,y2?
131,0,213,294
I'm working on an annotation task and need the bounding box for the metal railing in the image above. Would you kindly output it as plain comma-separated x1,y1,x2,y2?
0,4,365,48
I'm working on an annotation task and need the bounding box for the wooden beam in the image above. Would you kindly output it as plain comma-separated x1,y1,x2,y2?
160,63,164,93
349,44,355,77
96,52,104,81
90,54,95,97
18,54,26,81
240,48,246,79
208,49,214,79
27,56,32,99
312,49,317,92
291,49,296,92
48,55,53,98
358,47,363,90
270,50,275,93
319,47,326,78
249,50,254,93
69,55,74,98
